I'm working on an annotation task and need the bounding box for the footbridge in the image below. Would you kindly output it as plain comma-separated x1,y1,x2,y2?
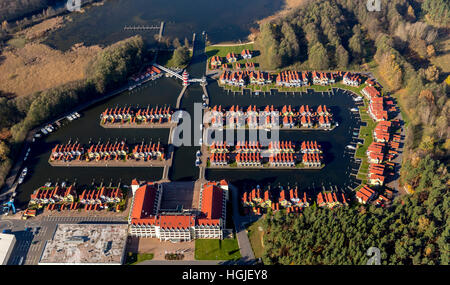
152,64,207,85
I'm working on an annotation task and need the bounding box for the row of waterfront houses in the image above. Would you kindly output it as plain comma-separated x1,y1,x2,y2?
129,66,162,82
242,187,349,214
208,140,323,167
100,106,173,125
218,69,364,88
50,141,165,162
206,104,333,129
28,185,124,213
210,50,253,69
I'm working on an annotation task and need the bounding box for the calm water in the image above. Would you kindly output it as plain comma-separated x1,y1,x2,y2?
45,0,283,50
15,1,364,207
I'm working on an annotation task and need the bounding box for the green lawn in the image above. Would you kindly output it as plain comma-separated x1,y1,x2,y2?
195,238,241,260
205,43,258,67
125,252,154,265
247,219,265,259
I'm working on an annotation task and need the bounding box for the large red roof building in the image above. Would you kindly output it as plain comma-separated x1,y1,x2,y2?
128,179,228,241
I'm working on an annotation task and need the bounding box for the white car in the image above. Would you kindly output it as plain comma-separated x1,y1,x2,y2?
66,115,73,121
199,138,203,145
40,128,48,135
74,112,81,118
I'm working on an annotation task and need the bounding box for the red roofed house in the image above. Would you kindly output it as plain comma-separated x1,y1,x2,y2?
356,185,377,204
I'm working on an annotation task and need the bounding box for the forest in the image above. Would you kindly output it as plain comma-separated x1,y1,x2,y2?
0,35,144,189
263,156,448,265
254,0,449,265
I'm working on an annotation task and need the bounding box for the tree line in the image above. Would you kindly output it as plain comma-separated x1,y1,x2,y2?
262,156,448,265
253,0,449,265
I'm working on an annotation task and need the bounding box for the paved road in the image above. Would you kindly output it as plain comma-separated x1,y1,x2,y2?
229,185,257,263
386,108,406,195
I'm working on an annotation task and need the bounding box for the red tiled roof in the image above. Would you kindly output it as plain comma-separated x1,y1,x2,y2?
130,183,158,221
201,185,224,220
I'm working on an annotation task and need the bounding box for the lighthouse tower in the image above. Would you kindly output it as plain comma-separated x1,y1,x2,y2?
182,70,190,87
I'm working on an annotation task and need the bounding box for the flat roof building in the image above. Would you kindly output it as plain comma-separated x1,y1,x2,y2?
38,224,128,265
0,233,16,265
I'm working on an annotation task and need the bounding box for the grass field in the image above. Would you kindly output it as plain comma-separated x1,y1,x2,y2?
247,219,265,259
195,238,241,260
125,252,154,265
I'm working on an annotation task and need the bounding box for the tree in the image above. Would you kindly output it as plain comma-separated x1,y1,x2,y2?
172,46,190,66
172,38,181,48
422,0,450,26
1,20,9,31
335,45,349,68
0,141,9,160
308,42,329,70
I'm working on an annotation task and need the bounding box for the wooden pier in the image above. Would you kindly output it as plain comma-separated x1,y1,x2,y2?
123,21,164,32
